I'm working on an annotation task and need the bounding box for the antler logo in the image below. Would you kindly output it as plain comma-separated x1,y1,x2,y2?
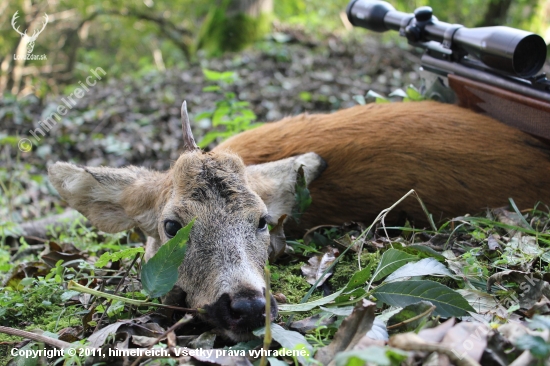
11,11,48,56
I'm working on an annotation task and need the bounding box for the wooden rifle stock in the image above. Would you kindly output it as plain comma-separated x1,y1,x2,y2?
448,74,550,142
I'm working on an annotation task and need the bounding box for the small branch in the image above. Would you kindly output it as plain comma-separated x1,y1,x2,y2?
129,314,193,366
68,281,204,313
93,253,141,333
0,326,72,349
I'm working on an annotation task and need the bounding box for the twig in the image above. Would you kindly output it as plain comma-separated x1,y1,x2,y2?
93,253,141,333
259,267,272,366
129,314,194,366
68,281,204,313
0,326,72,349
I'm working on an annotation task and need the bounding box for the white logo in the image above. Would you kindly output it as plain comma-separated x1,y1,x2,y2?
11,11,48,60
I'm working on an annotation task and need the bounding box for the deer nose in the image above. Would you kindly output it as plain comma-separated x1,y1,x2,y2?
230,296,266,320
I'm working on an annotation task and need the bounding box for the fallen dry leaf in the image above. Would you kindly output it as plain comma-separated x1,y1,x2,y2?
315,299,376,365
301,246,339,287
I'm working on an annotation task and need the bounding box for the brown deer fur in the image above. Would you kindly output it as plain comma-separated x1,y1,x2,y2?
216,101,550,234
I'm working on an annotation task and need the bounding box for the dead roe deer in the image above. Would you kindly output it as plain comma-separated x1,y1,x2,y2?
48,100,550,339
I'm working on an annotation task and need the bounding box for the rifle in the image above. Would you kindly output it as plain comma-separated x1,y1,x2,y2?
346,0,550,141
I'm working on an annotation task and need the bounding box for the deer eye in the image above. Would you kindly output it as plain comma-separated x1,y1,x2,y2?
164,220,182,238
258,217,268,231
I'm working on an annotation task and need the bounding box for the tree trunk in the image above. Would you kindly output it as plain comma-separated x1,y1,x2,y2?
198,0,273,56
478,0,513,26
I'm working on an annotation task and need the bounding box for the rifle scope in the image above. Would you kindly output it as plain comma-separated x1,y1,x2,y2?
346,0,547,78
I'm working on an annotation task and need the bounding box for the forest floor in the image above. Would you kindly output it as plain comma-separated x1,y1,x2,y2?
1,29,550,366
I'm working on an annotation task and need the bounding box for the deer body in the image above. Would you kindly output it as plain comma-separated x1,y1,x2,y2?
217,101,550,232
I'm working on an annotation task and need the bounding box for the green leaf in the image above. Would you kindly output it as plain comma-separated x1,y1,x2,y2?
212,106,231,126
407,244,446,261
372,249,418,282
202,85,221,92
198,131,224,148
515,335,550,359
202,68,235,83
372,280,475,317
254,324,313,364
278,289,343,313
195,111,213,121
291,166,312,222
344,262,374,292
385,258,452,281
405,85,424,101
141,219,195,298
366,90,389,103
387,301,435,333
95,247,144,268
388,89,408,98
334,347,408,366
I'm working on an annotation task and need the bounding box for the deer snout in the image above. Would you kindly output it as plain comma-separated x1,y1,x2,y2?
206,289,278,338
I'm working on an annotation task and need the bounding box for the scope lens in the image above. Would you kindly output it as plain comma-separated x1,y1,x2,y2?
513,34,547,77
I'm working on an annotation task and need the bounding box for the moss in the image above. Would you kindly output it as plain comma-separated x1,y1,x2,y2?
271,261,315,304
0,333,22,366
328,251,379,290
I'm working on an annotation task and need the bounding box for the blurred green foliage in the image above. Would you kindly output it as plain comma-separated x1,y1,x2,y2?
0,0,548,94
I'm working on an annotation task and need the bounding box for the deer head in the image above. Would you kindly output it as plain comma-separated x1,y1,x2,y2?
48,101,327,340
12,11,49,55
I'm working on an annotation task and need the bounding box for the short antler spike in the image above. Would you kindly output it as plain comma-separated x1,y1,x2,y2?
181,101,199,151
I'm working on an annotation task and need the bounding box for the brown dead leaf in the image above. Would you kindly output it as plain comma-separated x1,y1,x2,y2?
526,295,550,317
40,241,87,269
301,246,339,287
417,318,456,343
290,314,335,334
439,322,488,363
487,270,550,309
2,261,49,287
57,326,82,343
314,299,376,365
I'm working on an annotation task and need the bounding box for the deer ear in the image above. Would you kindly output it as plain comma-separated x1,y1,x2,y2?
246,153,326,223
48,162,166,237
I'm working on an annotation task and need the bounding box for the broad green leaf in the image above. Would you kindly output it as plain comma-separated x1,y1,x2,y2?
344,261,374,291
254,324,313,364
373,249,418,282
515,335,550,359
278,289,343,313
385,258,452,281
372,280,475,317
141,219,195,298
